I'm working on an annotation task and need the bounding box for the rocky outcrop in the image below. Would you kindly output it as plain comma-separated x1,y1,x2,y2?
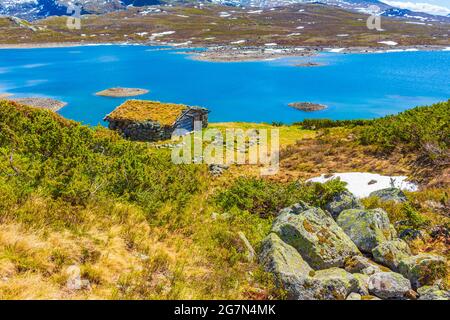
417,285,450,300
368,272,411,299
272,204,360,269
260,190,448,300
369,188,407,202
398,254,447,288
337,208,395,253
259,233,362,300
372,239,411,270
324,190,363,219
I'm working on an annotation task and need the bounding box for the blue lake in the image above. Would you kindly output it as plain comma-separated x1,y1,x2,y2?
0,45,449,125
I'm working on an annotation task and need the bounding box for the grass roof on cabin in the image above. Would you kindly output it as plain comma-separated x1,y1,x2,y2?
105,100,190,126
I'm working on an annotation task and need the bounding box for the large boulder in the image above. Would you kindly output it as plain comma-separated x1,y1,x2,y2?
368,272,412,299
417,285,450,300
398,254,447,288
336,208,396,253
344,255,389,275
310,268,360,300
259,233,314,299
325,190,363,219
272,204,360,269
369,188,407,202
372,239,412,270
259,234,364,300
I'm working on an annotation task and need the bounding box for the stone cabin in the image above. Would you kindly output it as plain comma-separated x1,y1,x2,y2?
104,100,209,142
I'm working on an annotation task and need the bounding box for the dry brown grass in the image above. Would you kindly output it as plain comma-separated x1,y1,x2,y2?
269,128,414,183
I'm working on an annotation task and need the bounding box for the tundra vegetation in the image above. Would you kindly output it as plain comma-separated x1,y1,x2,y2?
0,4,449,48
0,99,448,299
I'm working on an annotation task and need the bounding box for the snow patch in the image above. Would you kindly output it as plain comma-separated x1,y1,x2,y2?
308,172,418,198
378,41,398,46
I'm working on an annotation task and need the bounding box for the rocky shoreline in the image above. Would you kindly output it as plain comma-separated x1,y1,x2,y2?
260,188,449,300
8,97,67,112
0,42,448,62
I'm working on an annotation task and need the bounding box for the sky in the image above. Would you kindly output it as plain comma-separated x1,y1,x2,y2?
380,0,450,16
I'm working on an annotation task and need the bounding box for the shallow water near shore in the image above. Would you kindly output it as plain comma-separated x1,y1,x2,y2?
0,45,448,125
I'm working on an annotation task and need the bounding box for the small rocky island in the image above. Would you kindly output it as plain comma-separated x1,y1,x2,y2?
294,62,324,67
9,97,67,112
289,102,327,112
96,87,149,97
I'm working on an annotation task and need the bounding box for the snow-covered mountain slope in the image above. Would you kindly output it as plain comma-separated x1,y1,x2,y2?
0,0,449,23
0,0,160,20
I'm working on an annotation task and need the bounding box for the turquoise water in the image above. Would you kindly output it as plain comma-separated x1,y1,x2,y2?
0,45,448,125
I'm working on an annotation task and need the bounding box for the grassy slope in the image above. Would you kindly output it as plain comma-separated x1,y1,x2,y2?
0,101,276,299
0,4,449,47
0,100,448,298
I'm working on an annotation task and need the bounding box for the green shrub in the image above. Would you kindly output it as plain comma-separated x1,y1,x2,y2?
294,118,370,130
214,177,347,217
359,100,450,163
0,101,206,224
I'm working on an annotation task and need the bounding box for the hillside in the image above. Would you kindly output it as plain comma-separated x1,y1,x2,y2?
0,4,449,48
0,100,448,299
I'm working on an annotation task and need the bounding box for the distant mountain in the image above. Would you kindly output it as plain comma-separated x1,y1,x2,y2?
0,0,67,20
0,0,160,20
0,0,449,22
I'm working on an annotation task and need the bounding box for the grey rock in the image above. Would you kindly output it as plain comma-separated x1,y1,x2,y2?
369,188,407,202
259,233,313,299
325,190,363,219
272,205,360,269
417,285,450,300
337,208,395,253
311,268,360,300
372,239,412,270
368,272,411,299
353,273,370,295
208,163,229,176
398,254,447,288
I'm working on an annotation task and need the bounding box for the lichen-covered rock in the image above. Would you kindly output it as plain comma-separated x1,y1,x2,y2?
417,285,450,300
368,272,411,299
259,233,314,299
346,292,362,300
325,190,363,219
372,239,412,270
337,208,395,253
344,255,389,275
398,254,447,288
272,205,360,269
259,233,313,277
369,188,407,202
311,268,360,300
353,273,370,295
